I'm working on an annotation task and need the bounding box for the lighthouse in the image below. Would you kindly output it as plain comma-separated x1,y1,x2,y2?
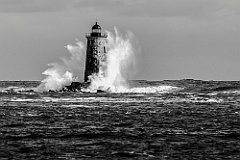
84,22,108,82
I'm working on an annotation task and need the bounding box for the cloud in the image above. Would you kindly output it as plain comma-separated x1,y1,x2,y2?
1,0,240,20
0,0,69,13
70,0,239,20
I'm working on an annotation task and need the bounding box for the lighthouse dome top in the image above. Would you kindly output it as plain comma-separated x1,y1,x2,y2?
86,22,107,38
92,22,101,30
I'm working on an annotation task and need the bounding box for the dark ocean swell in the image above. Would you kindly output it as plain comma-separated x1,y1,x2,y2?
1,80,240,159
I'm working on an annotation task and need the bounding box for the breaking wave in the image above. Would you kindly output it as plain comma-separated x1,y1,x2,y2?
36,41,85,92
82,85,179,94
0,85,179,94
0,86,35,93
87,27,136,93
36,27,138,93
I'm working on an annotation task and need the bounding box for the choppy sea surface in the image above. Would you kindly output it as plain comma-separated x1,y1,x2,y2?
1,80,240,159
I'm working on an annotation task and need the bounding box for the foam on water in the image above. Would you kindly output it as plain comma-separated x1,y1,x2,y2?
219,90,240,95
113,85,179,93
6,93,223,104
0,83,224,104
0,86,35,93
163,94,223,103
82,85,179,94
208,90,240,96
176,97,223,103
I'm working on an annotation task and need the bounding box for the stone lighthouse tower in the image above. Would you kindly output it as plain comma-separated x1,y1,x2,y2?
84,22,108,82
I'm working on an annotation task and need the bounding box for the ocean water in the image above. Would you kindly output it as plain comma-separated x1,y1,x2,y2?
1,80,240,159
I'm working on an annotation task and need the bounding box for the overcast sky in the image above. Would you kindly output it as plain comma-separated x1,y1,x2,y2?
0,0,240,81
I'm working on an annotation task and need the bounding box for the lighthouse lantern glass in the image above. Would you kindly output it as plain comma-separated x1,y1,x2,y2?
92,29,100,33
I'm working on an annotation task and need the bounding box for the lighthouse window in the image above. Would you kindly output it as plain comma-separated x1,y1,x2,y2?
92,29,100,33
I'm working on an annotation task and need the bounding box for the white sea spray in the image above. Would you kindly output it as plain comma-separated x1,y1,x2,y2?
36,41,85,92
85,27,136,93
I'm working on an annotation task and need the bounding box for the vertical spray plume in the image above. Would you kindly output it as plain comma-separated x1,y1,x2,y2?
36,41,85,92
36,27,137,93
86,27,136,93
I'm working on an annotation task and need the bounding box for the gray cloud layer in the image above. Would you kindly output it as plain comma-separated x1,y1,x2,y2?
1,0,240,80
1,0,237,18
0,0,68,13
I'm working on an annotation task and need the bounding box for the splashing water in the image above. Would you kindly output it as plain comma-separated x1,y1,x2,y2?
36,27,177,93
36,41,85,92
36,27,137,93
86,27,136,93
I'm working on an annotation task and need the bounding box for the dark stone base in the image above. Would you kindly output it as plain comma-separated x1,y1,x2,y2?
64,82,90,92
